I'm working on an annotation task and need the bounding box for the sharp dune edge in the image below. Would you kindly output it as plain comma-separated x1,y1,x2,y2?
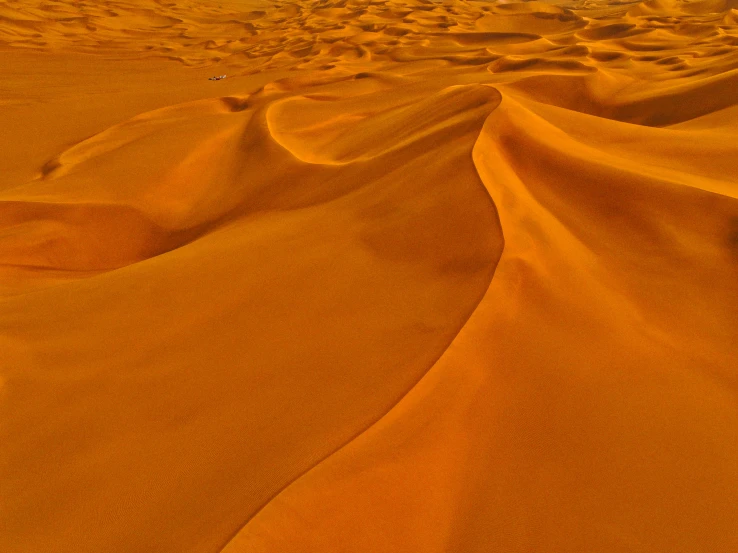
1,0,737,551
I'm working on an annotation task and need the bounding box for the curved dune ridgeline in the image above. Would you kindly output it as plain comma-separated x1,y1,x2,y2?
1,0,737,552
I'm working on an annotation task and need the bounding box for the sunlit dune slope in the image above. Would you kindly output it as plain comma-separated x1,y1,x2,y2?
1,0,737,551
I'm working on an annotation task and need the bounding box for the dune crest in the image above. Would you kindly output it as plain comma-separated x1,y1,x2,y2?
1,0,737,551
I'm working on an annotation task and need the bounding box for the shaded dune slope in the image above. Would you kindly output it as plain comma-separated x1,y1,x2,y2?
1,0,737,552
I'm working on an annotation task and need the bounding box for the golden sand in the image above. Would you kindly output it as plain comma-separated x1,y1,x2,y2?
1,0,737,551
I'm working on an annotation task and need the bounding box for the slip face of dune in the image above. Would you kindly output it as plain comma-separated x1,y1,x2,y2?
1,0,737,552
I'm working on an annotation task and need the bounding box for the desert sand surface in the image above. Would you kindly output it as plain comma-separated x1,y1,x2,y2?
1,0,737,551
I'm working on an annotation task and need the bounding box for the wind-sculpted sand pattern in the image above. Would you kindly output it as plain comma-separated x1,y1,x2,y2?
1,0,737,551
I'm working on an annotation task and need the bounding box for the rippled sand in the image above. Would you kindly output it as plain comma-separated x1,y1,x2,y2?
1,0,737,551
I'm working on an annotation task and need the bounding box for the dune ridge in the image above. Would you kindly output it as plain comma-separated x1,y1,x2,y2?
1,0,737,551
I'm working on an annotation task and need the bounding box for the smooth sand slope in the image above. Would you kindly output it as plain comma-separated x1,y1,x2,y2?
1,0,737,551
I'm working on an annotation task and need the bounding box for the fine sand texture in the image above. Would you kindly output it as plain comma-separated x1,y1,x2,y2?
1,0,737,551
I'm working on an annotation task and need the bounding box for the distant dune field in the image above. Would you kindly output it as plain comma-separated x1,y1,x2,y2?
1,0,737,551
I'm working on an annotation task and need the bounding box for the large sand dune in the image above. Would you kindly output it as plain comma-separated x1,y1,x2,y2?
1,0,737,551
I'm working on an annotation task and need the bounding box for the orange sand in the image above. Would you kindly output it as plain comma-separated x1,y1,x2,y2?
1,0,737,551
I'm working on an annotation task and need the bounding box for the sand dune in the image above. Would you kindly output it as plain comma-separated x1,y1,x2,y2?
1,0,737,551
